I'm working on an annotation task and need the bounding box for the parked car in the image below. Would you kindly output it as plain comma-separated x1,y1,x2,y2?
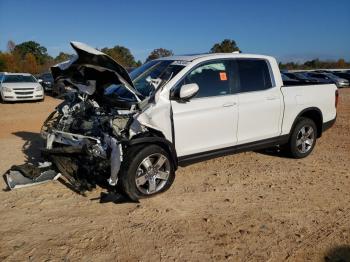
331,72,350,86
324,72,349,87
281,73,301,85
306,72,349,88
283,72,320,84
37,72,54,92
0,73,44,102
35,42,338,200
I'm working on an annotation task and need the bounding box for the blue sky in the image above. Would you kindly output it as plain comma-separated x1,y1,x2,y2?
0,0,349,63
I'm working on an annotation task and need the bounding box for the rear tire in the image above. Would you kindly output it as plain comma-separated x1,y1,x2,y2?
287,117,317,158
119,145,175,200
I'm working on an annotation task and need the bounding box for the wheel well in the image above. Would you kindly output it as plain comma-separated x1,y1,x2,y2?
127,135,178,170
298,109,323,138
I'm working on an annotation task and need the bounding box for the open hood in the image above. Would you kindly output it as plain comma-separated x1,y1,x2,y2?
51,42,142,101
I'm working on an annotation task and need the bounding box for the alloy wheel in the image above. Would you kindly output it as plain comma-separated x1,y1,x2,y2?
296,125,315,154
135,153,171,195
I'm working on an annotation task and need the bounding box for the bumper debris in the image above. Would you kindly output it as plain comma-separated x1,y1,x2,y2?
5,162,61,189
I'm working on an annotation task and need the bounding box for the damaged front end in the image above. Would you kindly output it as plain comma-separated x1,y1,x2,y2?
6,42,166,198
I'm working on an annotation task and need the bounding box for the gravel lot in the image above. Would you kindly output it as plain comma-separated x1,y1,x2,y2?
0,90,349,261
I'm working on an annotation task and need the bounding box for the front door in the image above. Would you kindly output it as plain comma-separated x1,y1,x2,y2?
171,60,238,157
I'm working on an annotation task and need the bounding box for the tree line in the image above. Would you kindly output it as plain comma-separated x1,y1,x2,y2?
0,39,348,74
279,59,350,70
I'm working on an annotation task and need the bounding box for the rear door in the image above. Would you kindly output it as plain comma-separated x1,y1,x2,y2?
235,59,283,144
171,60,238,157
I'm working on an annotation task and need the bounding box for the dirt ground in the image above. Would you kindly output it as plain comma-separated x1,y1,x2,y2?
0,90,349,262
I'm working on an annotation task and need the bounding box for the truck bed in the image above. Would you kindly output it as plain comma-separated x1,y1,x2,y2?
280,83,337,136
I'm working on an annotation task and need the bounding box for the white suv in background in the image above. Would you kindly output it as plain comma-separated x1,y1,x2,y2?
0,73,44,102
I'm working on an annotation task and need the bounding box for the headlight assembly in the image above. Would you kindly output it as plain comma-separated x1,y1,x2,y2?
3,87,12,92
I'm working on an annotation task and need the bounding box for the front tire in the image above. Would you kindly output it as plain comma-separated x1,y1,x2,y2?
287,117,317,158
0,94,6,103
119,145,175,200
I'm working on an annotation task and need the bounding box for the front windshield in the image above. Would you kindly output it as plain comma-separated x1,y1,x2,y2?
105,60,186,100
3,75,37,83
131,60,185,97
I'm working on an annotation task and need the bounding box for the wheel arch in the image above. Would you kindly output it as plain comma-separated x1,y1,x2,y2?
291,107,323,138
127,136,178,170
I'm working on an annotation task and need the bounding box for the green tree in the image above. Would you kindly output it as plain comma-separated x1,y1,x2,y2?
14,41,51,65
278,58,350,70
336,58,346,68
0,52,20,72
304,59,320,69
101,45,137,67
210,39,240,53
135,60,142,67
0,52,6,71
146,48,174,62
22,53,38,74
54,52,74,63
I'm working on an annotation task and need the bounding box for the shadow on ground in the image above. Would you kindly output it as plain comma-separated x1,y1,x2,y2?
255,147,291,159
12,131,45,164
9,131,137,204
324,245,350,262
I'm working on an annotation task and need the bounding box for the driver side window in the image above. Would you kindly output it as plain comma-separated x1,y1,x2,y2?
182,60,231,98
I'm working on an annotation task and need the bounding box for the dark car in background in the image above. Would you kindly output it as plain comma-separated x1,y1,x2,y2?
332,72,350,85
283,72,320,84
37,73,54,92
306,72,349,88
281,73,301,85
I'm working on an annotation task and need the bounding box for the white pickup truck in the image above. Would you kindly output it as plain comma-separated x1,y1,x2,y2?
38,43,338,200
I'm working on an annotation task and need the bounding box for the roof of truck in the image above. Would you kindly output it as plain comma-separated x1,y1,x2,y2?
156,53,274,62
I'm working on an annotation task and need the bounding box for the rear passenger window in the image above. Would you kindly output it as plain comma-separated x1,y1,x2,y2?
183,61,231,98
237,59,272,92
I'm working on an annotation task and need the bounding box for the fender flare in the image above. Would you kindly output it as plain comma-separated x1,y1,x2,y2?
289,107,323,138
126,136,178,170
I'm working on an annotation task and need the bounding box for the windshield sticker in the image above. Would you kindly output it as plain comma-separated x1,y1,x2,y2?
171,60,190,66
219,72,228,81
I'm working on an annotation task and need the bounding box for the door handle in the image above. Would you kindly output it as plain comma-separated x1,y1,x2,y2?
222,102,237,107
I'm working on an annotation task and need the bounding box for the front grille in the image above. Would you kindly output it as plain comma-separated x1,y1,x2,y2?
16,96,33,99
12,88,34,91
15,91,33,95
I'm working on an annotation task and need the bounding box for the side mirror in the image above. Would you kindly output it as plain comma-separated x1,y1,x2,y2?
177,83,199,101
37,79,43,83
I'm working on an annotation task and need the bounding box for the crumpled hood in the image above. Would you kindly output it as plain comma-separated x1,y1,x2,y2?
51,41,141,101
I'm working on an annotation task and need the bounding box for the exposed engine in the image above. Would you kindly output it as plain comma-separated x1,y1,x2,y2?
40,91,146,194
